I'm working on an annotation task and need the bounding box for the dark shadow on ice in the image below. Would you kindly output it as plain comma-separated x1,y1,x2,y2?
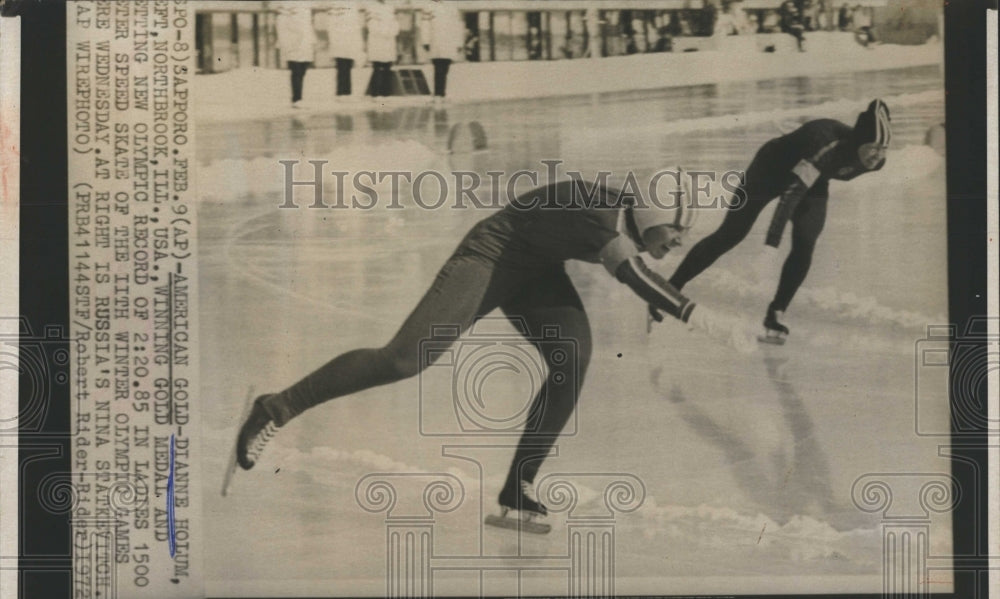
652,357,849,528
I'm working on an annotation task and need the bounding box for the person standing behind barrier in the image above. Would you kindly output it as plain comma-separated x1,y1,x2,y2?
327,0,365,100
584,7,601,57
275,1,317,108
779,0,805,51
365,0,400,100
838,4,852,31
425,1,464,103
852,5,877,47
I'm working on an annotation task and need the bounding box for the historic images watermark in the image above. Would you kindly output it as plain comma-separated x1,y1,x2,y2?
277,159,747,212
417,317,579,438
913,316,998,437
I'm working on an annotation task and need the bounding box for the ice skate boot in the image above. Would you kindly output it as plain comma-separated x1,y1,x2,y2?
485,480,551,534
223,393,281,497
236,395,280,470
759,304,790,345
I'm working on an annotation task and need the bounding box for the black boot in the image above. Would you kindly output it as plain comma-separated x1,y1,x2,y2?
498,479,548,517
764,303,790,337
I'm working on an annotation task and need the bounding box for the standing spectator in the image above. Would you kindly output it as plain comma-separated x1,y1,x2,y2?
274,1,316,108
365,0,400,100
715,1,752,36
838,4,853,31
760,9,781,33
852,5,877,46
425,1,464,102
583,7,601,57
327,0,365,101
701,1,719,36
799,0,817,31
728,1,754,34
464,27,480,62
714,4,737,36
816,0,831,31
528,26,544,59
779,0,805,51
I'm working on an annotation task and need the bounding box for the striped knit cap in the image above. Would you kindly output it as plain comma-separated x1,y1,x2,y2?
852,99,892,147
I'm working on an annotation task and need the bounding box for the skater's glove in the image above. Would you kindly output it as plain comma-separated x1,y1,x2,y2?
646,304,665,334
647,304,665,323
686,304,756,355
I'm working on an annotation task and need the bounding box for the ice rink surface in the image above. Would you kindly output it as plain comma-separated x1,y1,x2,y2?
196,64,951,596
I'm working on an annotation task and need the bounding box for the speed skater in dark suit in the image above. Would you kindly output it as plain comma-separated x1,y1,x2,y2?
667,99,892,344
233,172,746,529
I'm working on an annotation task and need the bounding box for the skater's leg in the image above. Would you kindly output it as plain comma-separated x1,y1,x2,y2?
668,190,767,290
260,257,515,425
499,268,593,490
771,191,827,312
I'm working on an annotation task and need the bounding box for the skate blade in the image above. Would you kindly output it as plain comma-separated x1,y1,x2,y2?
484,513,551,535
757,333,787,346
221,386,256,497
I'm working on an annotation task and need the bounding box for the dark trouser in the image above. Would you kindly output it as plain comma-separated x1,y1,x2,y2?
786,24,805,49
431,58,452,97
669,180,828,313
369,61,393,97
288,61,309,103
261,253,592,487
334,57,354,95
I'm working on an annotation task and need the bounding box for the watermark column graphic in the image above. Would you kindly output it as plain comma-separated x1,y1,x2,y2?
913,317,998,437
356,468,645,598
417,317,578,438
355,473,465,599
2,318,73,590
37,471,149,599
852,473,958,596
354,314,648,596
537,473,646,598
909,317,998,594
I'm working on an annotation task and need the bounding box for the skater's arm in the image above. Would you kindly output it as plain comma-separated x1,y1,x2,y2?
613,256,695,323
599,235,693,323
764,139,835,248
764,178,809,247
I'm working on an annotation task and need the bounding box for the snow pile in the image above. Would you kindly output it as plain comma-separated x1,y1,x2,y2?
566,89,942,140
194,40,941,124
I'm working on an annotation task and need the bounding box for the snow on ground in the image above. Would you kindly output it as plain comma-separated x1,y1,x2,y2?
194,36,941,124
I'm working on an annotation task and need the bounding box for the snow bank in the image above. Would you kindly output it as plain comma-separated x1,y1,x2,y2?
194,37,941,124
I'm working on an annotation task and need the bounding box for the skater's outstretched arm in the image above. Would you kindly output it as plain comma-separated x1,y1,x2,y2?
600,235,694,322
612,255,696,323
600,239,755,353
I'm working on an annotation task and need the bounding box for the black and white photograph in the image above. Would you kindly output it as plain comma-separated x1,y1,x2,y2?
3,0,997,598
194,0,959,595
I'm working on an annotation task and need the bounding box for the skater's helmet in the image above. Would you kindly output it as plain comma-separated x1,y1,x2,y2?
633,166,697,238
852,99,892,169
